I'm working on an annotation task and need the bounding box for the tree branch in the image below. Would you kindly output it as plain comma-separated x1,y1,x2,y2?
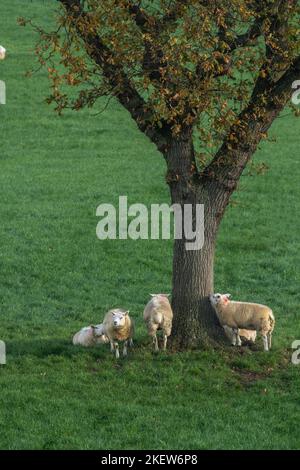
130,3,154,31
201,54,300,193
160,0,189,26
224,19,264,52
200,0,300,193
196,15,264,81
57,0,169,151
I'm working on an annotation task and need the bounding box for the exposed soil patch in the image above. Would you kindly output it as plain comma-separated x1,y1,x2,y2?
231,367,274,387
232,367,269,386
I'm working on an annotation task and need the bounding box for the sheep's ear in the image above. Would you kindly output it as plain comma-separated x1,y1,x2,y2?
225,293,231,299
124,310,129,316
149,293,155,297
90,325,96,329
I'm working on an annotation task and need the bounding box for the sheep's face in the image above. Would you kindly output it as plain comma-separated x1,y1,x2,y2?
92,324,105,337
210,293,231,307
0,46,6,60
92,325,109,343
111,310,129,328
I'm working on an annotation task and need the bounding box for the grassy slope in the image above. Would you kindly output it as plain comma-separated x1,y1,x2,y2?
0,0,300,450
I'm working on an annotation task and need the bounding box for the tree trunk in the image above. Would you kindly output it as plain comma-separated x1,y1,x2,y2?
171,229,223,349
165,135,229,349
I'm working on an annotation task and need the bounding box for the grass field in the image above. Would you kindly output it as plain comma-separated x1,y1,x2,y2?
0,0,300,450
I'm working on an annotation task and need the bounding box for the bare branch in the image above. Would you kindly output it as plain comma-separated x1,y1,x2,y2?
201,54,300,193
225,19,264,52
57,0,169,151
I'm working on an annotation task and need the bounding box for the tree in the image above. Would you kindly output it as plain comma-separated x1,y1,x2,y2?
21,0,300,348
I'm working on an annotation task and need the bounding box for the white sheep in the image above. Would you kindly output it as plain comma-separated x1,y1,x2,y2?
143,294,173,351
103,309,134,359
210,293,275,351
93,323,110,344
0,46,6,60
72,324,109,347
223,325,257,345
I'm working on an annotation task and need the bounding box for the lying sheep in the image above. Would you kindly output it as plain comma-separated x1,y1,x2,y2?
210,293,275,351
143,294,173,351
72,324,109,347
223,325,257,346
103,309,134,359
0,46,6,60
93,323,110,344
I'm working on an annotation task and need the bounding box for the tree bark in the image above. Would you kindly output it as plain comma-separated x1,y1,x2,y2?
165,135,229,349
171,226,222,349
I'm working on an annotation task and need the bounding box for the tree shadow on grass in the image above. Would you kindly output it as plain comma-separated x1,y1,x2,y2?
5,338,108,360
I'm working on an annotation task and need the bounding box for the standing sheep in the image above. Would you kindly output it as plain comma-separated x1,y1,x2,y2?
103,309,134,359
223,325,257,345
210,293,275,351
72,324,109,347
143,294,173,351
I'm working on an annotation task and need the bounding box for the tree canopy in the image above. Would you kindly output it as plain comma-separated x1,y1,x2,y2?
21,1,300,163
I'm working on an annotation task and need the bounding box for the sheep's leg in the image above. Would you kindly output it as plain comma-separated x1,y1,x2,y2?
123,341,128,357
129,338,134,348
267,332,272,350
115,342,120,359
231,329,237,346
234,329,241,346
262,334,269,351
233,329,238,346
163,334,168,351
110,341,115,353
152,334,159,351
236,329,242,346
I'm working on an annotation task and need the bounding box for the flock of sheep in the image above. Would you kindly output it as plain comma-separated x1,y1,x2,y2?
73,293,275,357
73,294,172,358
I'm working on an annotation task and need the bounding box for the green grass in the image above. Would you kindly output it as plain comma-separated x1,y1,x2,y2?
0,0,300,450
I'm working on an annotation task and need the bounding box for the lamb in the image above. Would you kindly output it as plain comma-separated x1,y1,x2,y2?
210,293,275,351
222,325,257,345
93,323,110,344
0,46,6,60
72,324,109,347
103,309,134,359
143,294,173,351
